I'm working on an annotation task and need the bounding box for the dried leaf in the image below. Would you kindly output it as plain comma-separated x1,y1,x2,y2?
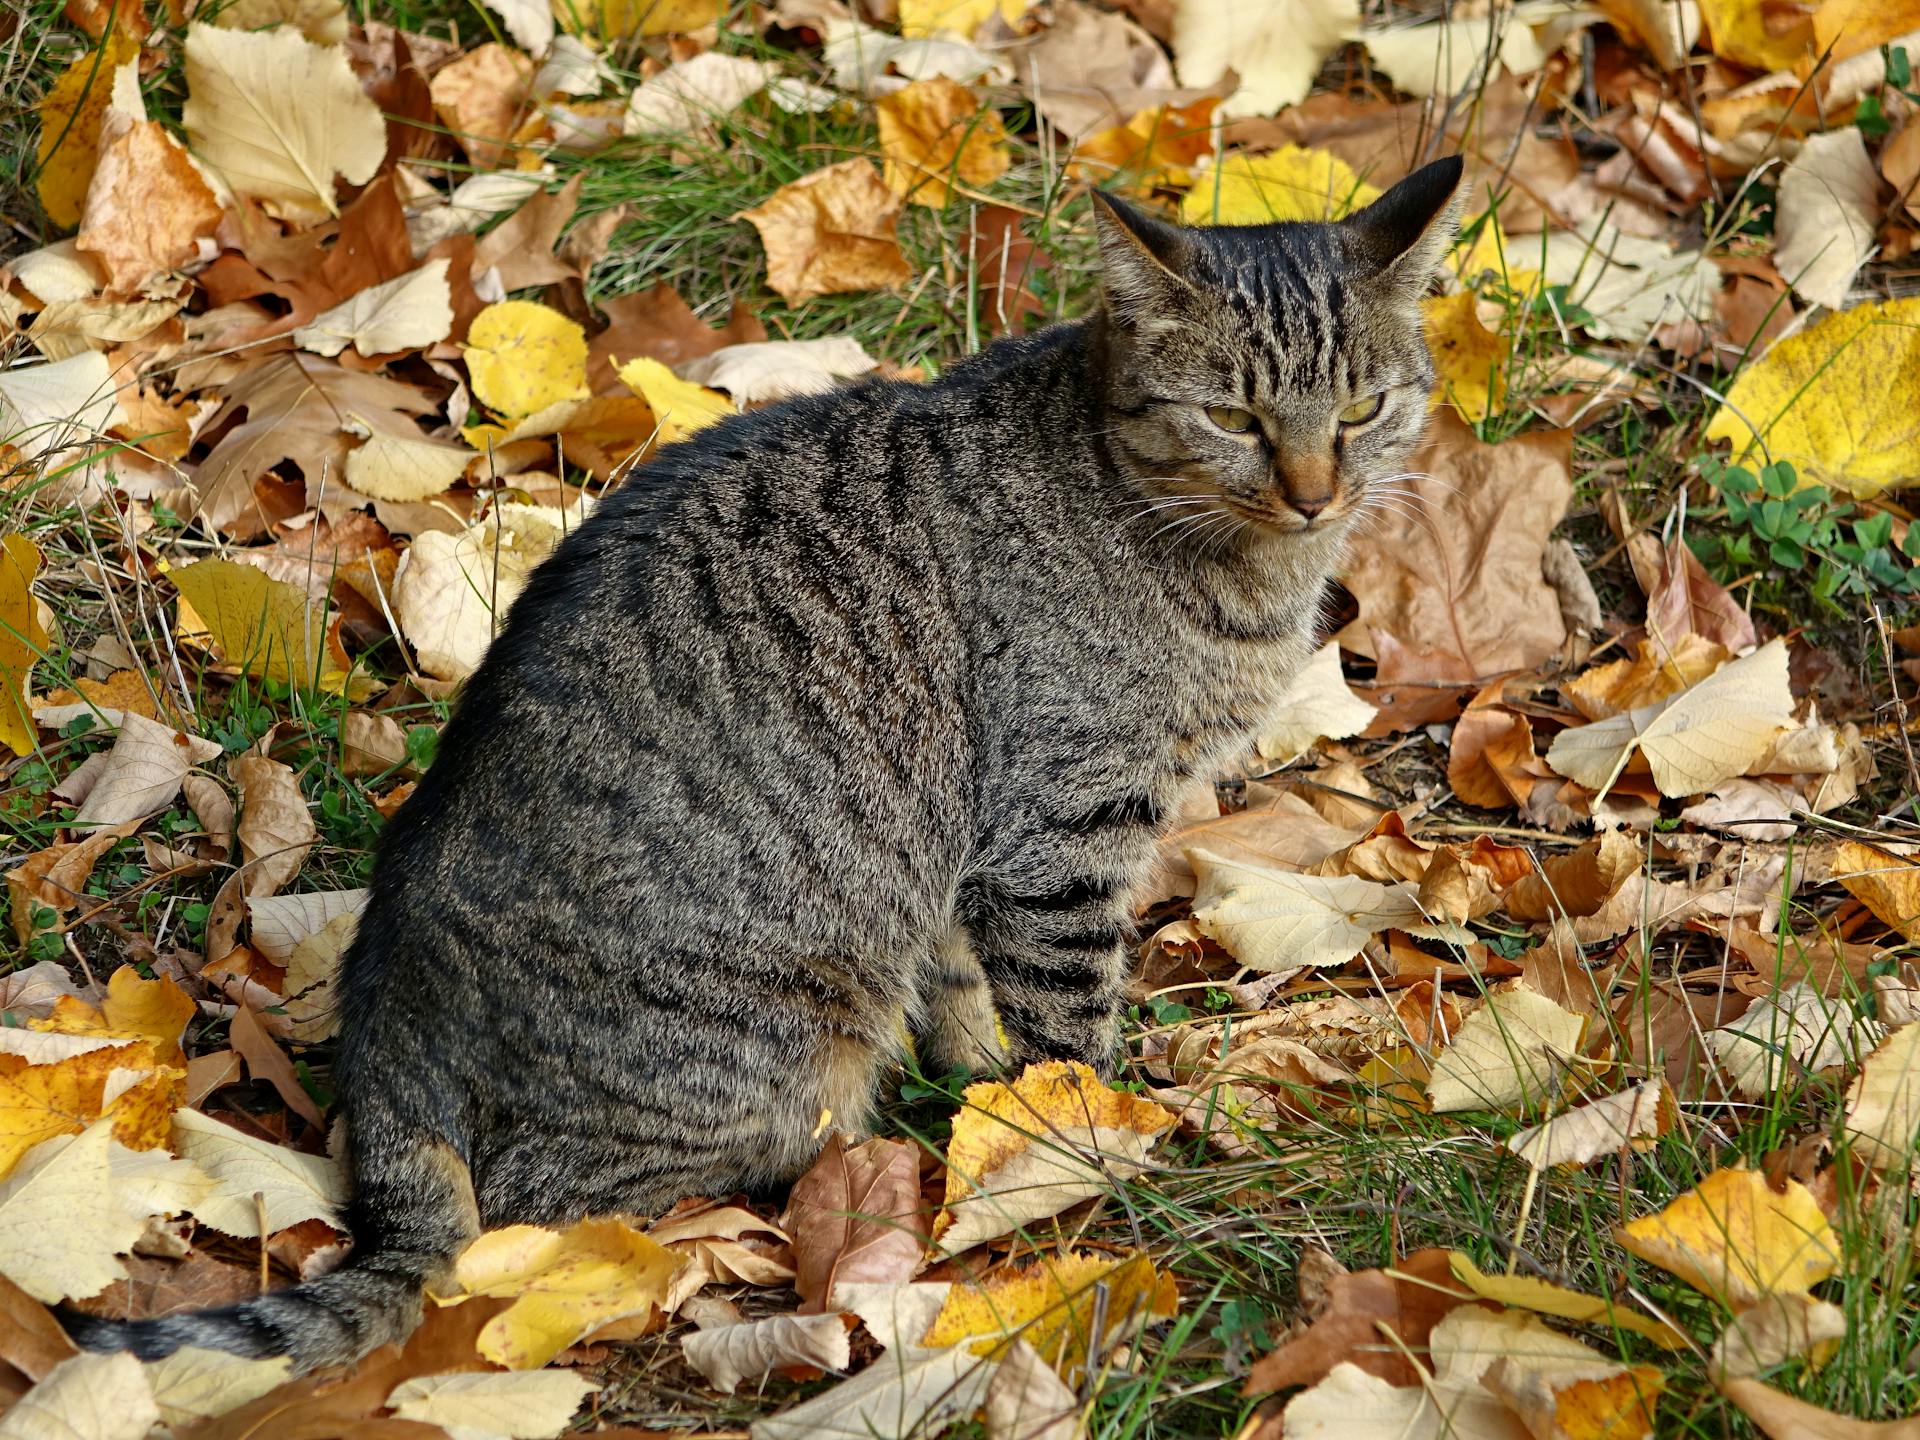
169,1107,345,1236
76,113,224,298
1841,1023,1920,1173
1425,988,1585,1114
1704,295,1920,496
1170,0,1358,117
786,1134,927,1314
0,538,47,759
1705,981,1880,1099
1507,1080,1669,1168
876,77,1010,207
616,358,732,443
0,1121,148,1303
624,52,776,136
464,300,589,419
0,1351,158,1440
750,1333,995,1440
344,431,476,503
213,0,348,43
0,352,126,467
1831,840,1920,940
1503,830,1642,924
1423,290,1508,424
292,259,454,359
1188,849,1470,980
1255,642,1377,763
232,753,318,898
738,160,914,306
35,966,195,1070
1245,1249,1474,1393
1446,1251,1688,1349
1541,223,1719,344
934,1061,1175,1253
385,1370,599,1437
683,1312,851,1394
1182,143,1378,225
33,32,141,229
430,44,536,169
143,1348,294,1427
1617,1167,1839,1309
680,337,880,406
920,1249,1176,1376
1710,1294,1848,1382
1722,1378,1920,1438
183,24,386,226
434,1218,679,1369
1774,128,1881,311
1546,640,1793,801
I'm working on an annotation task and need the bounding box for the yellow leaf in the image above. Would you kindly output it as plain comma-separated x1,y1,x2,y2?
737,160,914,306
181,23,387,227
1704,296,1920,496
558,0,720,38
919,1249,1176,1377
615,357,732,444
0,1350,157,1440
1423,290,1508,424
875,77,1010,208
1180,144,1381,226
1617,1167,1839,1308
0,536,47,758
434,1217,681,1369
35,32,141,230
343,431,476,503
899,0,1031,37
0,1042,153,1181
1831,840,1920,941
466,300,590,418
1255,641,1376,763
1425,988,1585,1114
934,1061,1176,1253
1446,1250,1689,1349
170,557,328,689
1814,0,1920,60
1842,1023,1920,1173
0,1120,150,1304
1699,0,1814,69
1070,99,1219,196
33,967,196,1069
1545,639,1794,801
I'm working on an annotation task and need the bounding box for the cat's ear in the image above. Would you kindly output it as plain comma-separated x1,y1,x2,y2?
1091,190,1195,321
1343,155,1465,286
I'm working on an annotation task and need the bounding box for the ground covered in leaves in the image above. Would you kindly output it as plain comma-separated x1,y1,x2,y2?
5,0,1920,1436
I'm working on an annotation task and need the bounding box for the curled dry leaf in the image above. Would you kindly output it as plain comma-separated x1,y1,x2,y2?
6,824,139,946
680,337,880,406
1255,642,1376,763
1546,639,1794,801
182,23,386,227
738,160,914,306
1617,1167,1839,1309
232,753,318,898
1477,1312,1665,1440
1507,1080,1669,1169
1841,1023,1920,1173
430,43,537,169
934,1061,1175,1253
1705,295,1920,497
1704,981,1881,1099
624,52,776,137
786,1133,927,1313
682,1311,851,1394
1244,1248,1473,1394
982,1337,1082,1440
1830,840,1920,940
1773,128,1880,313
434,1217,679,1369
1711,1293,1848,1382
58,713,223,833
1425,988,1585,1114
293,259,455,359
876,77,1010,207
1502,829,1641,924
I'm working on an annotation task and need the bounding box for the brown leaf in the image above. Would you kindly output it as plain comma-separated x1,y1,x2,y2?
1643,535,1756,653
1243,1248,1477,1394
1720,1377,1920,1438
340,711,412,777
229,1002,325,1128
1018,0,1206,138
1354,633,1478,734
738,159,914,306
0,1273,77,1381
1503,830,1641,924
429,43,536,169
1147,782,1366,905
231,754,317,898
1447,683,1544,809
970,205,1051,336
68,1251,263,1323
785,1133,928,1314
267,1217,350,1280
473,176,583,294
1335,411,1575,676
77,119,224,298
586,283,766,394
7,821,139,946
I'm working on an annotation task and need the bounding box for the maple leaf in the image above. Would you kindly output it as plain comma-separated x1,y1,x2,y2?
1617,1167,1839,1309
934,1061,1175,1253
738,160,915,305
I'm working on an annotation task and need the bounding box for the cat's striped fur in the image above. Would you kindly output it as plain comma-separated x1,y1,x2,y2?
70,157,1462,1369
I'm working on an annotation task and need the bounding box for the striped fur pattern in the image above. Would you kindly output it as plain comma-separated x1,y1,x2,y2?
71,157,1462,1371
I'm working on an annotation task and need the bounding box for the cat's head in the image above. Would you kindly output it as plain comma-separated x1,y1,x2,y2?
1092,156,1463,544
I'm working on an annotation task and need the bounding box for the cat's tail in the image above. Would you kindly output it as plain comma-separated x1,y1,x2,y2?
65,1123,480,1374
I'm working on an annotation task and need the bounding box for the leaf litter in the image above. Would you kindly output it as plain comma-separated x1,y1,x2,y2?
7,0,1920,1434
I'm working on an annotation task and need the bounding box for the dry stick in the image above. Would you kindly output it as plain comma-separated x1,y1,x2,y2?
256,1191,270,1293
1874,602,1920,817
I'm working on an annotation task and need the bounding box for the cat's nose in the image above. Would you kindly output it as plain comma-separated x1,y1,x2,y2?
1290,491,1331,519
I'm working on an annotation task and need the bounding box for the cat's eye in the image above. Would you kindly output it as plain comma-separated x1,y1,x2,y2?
1338,394,1386,426
1205,405,1258,434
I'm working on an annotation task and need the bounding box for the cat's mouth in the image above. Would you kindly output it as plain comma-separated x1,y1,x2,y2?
1222,496,1352,534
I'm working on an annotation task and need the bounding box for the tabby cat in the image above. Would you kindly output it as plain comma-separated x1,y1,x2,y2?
73,155,1462,1370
